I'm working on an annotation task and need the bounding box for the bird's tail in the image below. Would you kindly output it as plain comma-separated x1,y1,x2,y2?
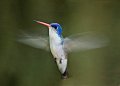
62,70,68,79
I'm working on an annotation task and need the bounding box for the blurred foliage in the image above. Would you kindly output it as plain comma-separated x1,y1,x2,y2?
0,0,120,86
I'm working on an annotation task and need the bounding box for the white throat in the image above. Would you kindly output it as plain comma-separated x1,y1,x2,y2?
49,27,62,44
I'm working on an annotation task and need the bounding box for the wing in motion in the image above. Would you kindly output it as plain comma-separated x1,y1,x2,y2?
63,32,109,53
18,34,49,51
18,31,109,52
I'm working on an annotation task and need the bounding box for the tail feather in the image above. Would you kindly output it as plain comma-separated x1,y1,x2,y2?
62,70,68,79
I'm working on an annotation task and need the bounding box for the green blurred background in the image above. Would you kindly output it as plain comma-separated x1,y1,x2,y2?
0,0,120,86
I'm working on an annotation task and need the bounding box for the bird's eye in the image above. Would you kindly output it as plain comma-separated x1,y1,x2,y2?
52,26,57,30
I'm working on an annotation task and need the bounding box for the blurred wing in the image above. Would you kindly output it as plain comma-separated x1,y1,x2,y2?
63,32,109,53
18,35,49,51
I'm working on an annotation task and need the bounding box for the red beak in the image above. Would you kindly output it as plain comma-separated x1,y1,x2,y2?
34,20,50,28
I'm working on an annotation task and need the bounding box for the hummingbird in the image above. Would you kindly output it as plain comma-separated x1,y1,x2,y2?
18,20,108,79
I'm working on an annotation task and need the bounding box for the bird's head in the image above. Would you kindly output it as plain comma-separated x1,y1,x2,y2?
34,20,62,37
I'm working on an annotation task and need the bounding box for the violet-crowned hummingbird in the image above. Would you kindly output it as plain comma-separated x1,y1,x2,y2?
18,20,108,79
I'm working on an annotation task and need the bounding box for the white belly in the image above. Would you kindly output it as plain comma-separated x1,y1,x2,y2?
49,28,67,59
50,41,66,59
49,28,67,74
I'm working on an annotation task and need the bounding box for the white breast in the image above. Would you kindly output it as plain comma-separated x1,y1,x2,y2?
49,27,66,59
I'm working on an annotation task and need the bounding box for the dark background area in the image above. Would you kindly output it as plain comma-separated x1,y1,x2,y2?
0,0,120,86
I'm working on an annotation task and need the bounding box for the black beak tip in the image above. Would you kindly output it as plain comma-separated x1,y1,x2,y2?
33,20,38,22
